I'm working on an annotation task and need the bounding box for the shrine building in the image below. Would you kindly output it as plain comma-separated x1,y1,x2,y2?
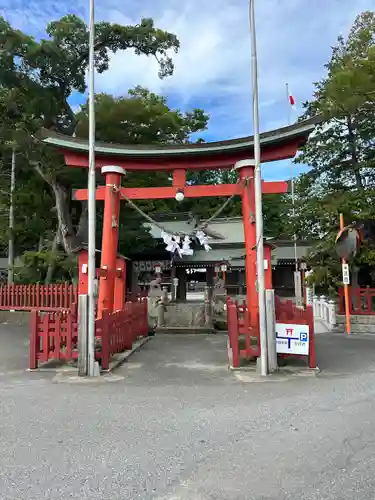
128,212,312,299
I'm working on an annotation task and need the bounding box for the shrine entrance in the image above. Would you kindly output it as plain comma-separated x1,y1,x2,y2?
42,117,317,359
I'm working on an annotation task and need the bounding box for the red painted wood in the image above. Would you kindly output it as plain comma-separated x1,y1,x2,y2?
74,180,288,202
29,311,38,369
97,171,122,317
0,284,76,311
66,312,73,360
29,295,148,369
306,305,316,369
239,167,258,332
339,286,375,315
63,138,301,171
42,314,50,362
114,257,126,312
172,169,186,187
100,312,110,370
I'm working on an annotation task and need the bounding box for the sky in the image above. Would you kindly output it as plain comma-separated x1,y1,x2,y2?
0,0,374,180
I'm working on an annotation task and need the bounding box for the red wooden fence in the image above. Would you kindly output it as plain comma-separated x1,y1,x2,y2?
227,297,260,367
338,287,375,315
0,283,77,311
98,299,148,370
29,310,78,368
29,298,148,370
227,296,316,369
274,296,316,369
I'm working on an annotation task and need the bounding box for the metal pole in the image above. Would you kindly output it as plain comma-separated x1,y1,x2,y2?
87,0,97,376
8,147,16,284
78,294,89,376
249,0,267,376
265,289,278,372
286,83,301,305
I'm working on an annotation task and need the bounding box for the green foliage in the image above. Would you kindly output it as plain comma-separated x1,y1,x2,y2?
294,11,375,288
75,89,210,255
0,15,179,134
0,13,294,283
0,14,181,280
76,87,208,145
13,250,77,283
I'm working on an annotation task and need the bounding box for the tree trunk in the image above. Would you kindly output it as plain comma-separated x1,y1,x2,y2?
347,116,362,189
33,164,89,255
38,235,44,252
45,230,59,284
51,182,79,254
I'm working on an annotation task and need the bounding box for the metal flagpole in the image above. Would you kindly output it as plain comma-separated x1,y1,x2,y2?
285,83,301,306
249,0,268,376
87,0,97,376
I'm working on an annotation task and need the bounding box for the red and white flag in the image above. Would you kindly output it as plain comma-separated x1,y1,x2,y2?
286,84,297,124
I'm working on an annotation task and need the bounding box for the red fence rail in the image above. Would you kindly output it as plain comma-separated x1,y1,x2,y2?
227,296,316,369
98,299,148,370
29,310,78,368
0,283,77,311
227,298,260,368
338,287,375,315
29,298,148,370
275,296,316,369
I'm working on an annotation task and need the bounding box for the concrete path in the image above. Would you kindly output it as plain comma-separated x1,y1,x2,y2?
0,327,375,498
0,324,31,374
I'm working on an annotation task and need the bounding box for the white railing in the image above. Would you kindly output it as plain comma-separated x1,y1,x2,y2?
313,295,336,331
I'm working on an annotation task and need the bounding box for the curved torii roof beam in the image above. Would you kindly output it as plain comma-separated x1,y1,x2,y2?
40,116,318,172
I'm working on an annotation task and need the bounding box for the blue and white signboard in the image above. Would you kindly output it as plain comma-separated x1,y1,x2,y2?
276,323,309,355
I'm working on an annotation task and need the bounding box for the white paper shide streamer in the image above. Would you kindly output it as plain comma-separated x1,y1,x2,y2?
161,230,211,256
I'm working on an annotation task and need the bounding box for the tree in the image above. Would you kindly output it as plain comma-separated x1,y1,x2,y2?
0,14,180,254
294,11,375,287
75,88,210,255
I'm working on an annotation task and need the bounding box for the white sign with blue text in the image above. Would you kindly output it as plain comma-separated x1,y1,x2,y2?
276,323,309,356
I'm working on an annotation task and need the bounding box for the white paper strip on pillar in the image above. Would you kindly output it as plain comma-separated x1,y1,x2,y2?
342,263,350,285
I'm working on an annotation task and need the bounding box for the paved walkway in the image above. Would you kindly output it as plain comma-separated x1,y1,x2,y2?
0,326,375,498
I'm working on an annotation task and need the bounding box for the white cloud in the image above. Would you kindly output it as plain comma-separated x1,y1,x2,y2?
93,0,375,139
1,0,374,169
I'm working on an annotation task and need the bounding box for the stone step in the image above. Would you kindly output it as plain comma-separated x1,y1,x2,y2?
155,327,216,335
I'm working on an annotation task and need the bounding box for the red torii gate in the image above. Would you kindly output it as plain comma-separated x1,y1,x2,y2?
42,117,317,326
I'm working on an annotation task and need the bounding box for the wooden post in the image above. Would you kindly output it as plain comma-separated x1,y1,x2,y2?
340,213,351,335
100,310,110,371
97,166,126,317
114,257,126,311
237,166,258,331
306,305,317,368
29,310,38,370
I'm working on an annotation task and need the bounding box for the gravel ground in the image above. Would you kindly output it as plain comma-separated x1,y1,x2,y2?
0,327,375,499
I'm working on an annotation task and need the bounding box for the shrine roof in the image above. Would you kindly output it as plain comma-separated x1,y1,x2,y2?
40,116,318,159
144,216,312,250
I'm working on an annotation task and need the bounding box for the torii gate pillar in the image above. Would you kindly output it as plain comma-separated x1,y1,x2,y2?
97,165,126,318
234,160,258,330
